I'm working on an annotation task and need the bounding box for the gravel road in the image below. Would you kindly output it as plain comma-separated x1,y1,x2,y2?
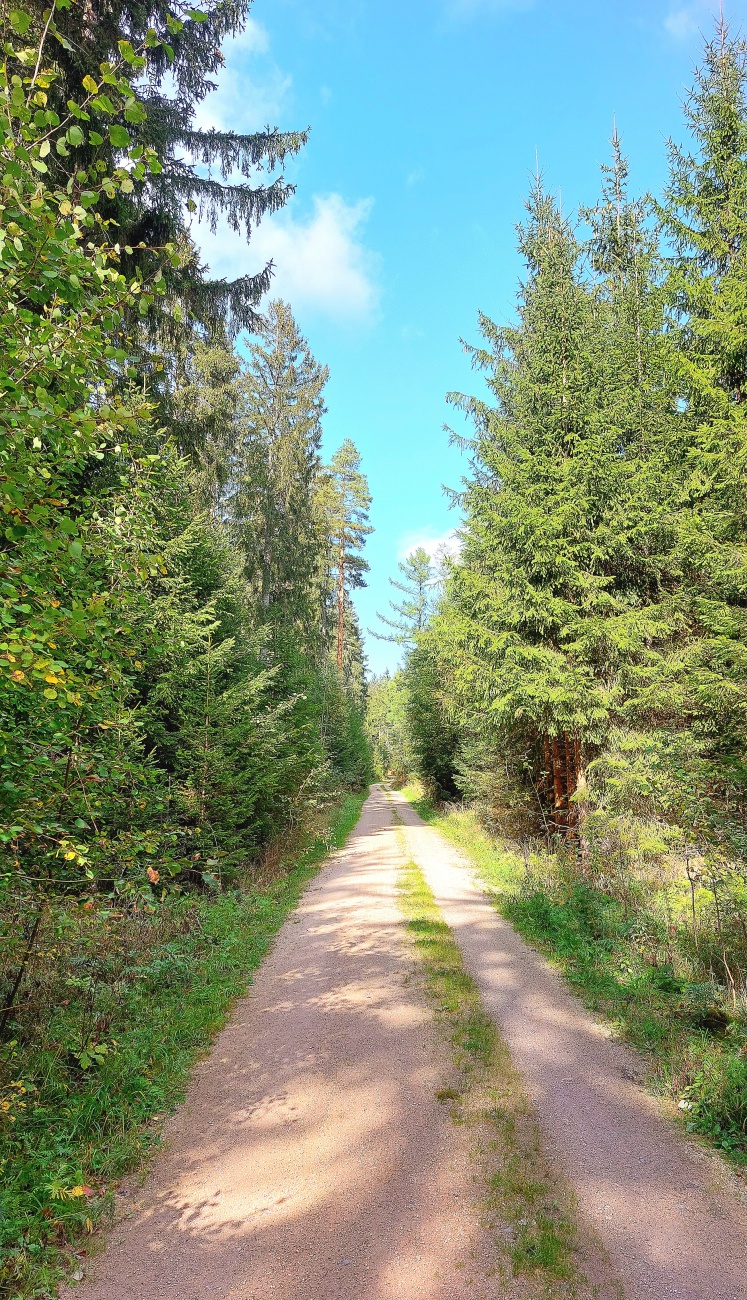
63,786,747,1299
64,787,511,1299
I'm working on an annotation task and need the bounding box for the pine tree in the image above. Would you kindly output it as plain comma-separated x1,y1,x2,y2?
372,547,438,647
317,439,373,675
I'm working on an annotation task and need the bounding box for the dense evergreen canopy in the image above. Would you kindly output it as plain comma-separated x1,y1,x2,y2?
0,8,371,1231
387,19,747,879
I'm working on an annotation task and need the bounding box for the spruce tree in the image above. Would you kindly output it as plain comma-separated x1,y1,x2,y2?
229,301,328,626
443,161,685,834
657,17,747,408
445,179,606,827
643,17,747,859
17,0,307,333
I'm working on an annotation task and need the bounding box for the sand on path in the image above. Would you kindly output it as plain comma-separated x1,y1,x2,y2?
395,788,747,1300
64,786,511,1300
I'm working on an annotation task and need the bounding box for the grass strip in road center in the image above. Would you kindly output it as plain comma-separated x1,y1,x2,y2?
400,784,747,1173
397,855,618,1299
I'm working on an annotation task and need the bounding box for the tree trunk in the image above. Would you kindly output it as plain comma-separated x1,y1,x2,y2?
551,738,565,832
565,735,578,827
337,537,345,673
541,733,584,842
262,525,271,610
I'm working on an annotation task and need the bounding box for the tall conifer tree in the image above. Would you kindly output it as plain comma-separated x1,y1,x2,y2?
372,547,438,647
445,179,606,825
22,0,307,333
642,16,747,857
229,302,328,627
443,159,685,832
317,440,372,676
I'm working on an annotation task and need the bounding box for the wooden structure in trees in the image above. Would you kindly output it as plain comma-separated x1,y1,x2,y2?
540,734,582,835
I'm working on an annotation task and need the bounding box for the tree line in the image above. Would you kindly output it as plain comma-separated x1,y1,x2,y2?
0,2,372,1038
371,18,747,988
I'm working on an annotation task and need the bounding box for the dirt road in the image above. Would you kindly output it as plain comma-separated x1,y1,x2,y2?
66,787,747,1300
65,787,509,1300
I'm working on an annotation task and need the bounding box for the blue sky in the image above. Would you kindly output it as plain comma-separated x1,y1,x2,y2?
194,0,746,675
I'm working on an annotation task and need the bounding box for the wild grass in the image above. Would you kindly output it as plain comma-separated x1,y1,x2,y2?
400,782,747,1173
397,855,605,1296
0,792,365,1300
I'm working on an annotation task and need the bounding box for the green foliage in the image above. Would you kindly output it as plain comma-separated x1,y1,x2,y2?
0,14,371,1291
0,15,185,895
19,0,308,335
365,670,412,780
404,633,460,799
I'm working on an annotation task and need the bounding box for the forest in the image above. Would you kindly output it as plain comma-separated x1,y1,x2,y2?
368,17,747,1174
3,0,747,1294
0,1,371,1291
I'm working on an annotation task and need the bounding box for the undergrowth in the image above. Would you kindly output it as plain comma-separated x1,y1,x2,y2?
398,854,603,1296
401,782,747,1173
0,791,365,1300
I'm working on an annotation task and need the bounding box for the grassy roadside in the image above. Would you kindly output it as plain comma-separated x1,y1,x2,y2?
0,791,366,1300
400,782,747,1173
397,849,621,1299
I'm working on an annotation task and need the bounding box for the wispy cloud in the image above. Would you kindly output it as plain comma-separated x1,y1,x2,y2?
397,529,462,564
193,19,291,132
664,2,717,42
196,194,380,324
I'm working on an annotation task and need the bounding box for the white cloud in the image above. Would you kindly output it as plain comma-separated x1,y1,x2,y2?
233,16,270,55
397,529,462,564
664,2,716,41
195,194,380,323
193,19,291,133
444,0,533,19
